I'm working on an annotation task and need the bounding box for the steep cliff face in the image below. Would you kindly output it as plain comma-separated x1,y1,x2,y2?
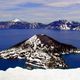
0,34,77,69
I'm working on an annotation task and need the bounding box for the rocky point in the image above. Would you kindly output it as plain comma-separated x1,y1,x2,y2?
0,34,77,69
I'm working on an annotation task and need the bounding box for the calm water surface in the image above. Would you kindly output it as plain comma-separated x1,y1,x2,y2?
0,29,80,50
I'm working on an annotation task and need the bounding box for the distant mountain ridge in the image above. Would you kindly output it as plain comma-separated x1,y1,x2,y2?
0,19,80,30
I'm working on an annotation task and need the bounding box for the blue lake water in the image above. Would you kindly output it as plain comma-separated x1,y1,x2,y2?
0,29,80,70
63,54,80,68
0,29,80,50
0,59,26,70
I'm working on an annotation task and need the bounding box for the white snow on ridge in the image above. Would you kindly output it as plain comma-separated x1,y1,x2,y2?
60,24,70,30
12,18,21,22
0,67,80,80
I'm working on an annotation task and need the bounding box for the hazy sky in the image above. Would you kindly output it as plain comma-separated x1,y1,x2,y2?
0,0,80,23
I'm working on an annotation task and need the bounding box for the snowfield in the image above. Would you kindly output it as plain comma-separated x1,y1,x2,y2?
0,67,80,80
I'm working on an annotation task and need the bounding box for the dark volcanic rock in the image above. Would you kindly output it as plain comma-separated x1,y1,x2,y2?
0,34,77,69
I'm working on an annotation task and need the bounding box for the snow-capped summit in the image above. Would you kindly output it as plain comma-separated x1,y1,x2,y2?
12,18,21,22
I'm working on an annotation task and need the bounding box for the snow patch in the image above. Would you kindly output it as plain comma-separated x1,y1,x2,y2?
60,24,70,30
0,67,80,80
12,18,21,22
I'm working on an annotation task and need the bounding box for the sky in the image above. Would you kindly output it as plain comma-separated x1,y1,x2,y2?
0,0,80,23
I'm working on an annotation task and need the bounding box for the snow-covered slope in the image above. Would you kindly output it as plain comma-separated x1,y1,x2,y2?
0,34,77,69
47,20,80,31
73,26,80,30
59,24,70,30
0,67,80,80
